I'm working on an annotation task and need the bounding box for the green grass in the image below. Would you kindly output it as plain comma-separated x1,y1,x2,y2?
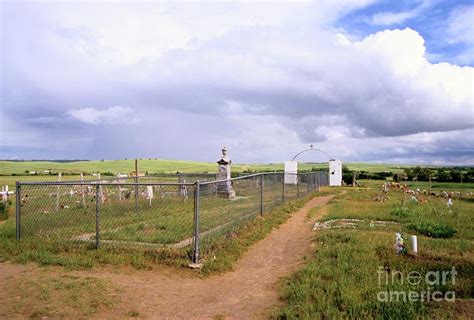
358,179,474,192
279,188,474,319
0,175,105,190
348,162,412,173
322,189,473,239
200,191,328,274
0,159,414,177
0,159,218,175
0,159,288,177
0,201,9,220
0,180,325,272
3,274,119,318
406,222,456,239
15,181,301,245
390,205,421,218
2,159,453,192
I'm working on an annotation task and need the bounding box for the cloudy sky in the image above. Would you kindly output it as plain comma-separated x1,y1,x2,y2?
1,0,473,164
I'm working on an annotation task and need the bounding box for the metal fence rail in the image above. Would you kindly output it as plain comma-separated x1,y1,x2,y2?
15,171,328,263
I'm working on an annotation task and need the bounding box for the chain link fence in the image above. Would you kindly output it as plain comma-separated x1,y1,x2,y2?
15,171,328,262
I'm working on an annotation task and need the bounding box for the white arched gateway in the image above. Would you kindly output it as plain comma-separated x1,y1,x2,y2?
285,145,342,187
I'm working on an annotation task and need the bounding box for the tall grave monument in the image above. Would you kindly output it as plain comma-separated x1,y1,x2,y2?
217,147,236,199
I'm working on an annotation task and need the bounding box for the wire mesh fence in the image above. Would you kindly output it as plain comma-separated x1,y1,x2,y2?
15,173,218,187
15,171,328,262
17,182,196,250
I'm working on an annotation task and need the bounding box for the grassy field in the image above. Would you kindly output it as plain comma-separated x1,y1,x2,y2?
2,179,472,317
0,191,322,272
278,188,474,319
15,175,302,243
0,190,327,319
0,159,281,175
359,179,474,192
0,175,95,190
1,273,119,318
0,159,411,191
0,159,412,176
0,173,318,272
347,162,412,172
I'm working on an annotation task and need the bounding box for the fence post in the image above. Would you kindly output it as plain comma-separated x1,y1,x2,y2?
306,173,310,194
193,181,200,264
95,184,100,249
297,174,300,198
134,159,139,213
260,174,264,216
81,173,86,208
56,173,61,211
134,178,139,214
15,182,20,241
282,173,285,203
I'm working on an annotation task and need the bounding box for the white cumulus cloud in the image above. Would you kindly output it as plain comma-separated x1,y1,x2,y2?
446,6,474,45
368,0,432,25
66,106,139,125
1,1,473,163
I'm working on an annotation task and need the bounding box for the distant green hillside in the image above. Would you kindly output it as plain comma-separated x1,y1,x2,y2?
0,159,407,176
0,159,216,175
343,162,412,173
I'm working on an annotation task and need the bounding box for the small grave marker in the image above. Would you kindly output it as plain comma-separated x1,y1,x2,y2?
411,235,418,255
0,185,14,202
395,233,407,255
146,185,153,206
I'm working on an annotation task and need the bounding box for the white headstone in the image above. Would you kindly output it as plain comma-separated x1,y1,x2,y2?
146,186,154,199
411,235,418,254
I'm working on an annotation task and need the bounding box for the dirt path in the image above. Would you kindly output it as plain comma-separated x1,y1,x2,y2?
0,194,334,319
88,194,334,319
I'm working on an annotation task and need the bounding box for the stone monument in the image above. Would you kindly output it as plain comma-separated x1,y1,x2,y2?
217,147,236,199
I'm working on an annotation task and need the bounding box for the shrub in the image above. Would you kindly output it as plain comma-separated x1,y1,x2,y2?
342,172,354,185
0,201,8,220
407,222,456,238
390,206,417,217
